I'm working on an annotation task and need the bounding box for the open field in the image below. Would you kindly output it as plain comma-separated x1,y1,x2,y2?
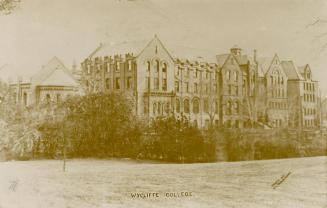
0,157,326,208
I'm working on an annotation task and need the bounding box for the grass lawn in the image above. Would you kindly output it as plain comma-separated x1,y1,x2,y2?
0,156,326,208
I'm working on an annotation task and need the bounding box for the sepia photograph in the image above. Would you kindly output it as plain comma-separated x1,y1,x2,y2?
0,0,326,207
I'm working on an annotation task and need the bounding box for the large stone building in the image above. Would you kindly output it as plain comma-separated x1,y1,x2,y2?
9,57,80,106
81,35,321,129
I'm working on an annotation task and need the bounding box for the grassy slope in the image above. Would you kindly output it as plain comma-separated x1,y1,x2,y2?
0,157,326,208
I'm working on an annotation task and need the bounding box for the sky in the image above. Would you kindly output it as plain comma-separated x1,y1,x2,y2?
0,0,327,94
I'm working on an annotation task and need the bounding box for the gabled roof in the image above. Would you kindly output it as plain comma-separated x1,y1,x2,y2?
256,57,273,75
281,61,303,80
31,57,79,87
88,35,217,63
216,53,251,67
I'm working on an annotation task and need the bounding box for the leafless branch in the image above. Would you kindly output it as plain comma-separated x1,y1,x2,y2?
305,18,327,29
0,0,20,15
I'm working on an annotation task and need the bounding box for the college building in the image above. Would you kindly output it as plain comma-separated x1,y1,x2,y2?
79,35,321,129
9,57,81,106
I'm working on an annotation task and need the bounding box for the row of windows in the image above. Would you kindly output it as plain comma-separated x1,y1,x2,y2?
304,108,316,115
269,102,287,109
143,102,170,115
175,98,218,114
226,101,240,115
270,76,284,85
146,60,167,73
304,93,316,102
304,82,315,91
227,85,241,96
175,82,217,94
176,67,216,80
146,77,167,91
13,93,62,105
304,119,315,127
86,60,133,74
226,71,239,82
271,89,286,98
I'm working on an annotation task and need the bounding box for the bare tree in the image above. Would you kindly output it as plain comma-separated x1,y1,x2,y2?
0,0,20,15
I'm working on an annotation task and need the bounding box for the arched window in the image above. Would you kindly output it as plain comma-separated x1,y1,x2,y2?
162,63,167,73
147,61,151,72
155,60,160,73
183,99,190,113
176,98,180,113
227,71,231,80
193,99,200,114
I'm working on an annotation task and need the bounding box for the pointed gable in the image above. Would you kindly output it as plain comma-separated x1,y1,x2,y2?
281,61,303,80
31,57,78,87
137,35,174,62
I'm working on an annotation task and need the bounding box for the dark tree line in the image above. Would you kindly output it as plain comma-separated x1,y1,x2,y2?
33,92,216,163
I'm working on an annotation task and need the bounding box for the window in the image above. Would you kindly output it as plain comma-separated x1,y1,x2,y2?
185,82,189,93
146,77,150,90
165,102,170,114
228,85,232,95
184,99,190,113
204,99,209,113
215,101,219,114
162,78,167,91
162,63,167,73
175,81,180,92
227,71,231,80
104,63,108,72
235,86,239,96
206,84,209,94
115,77,120,89
195,69,198,78
227,101,232,114
193,99,200,114
235,101,239,113
56,94,61,103
147,61,151,72
155,60,160,73
116,62,120,72
234,71,238,81
23,92,27,106
158,103,161,115
128,60,132,71
176,98,180,113
194,83,198,93
154,78,159,90
186,68,190,77
46,94,51,104
144,102,148,114
153,103,156,115
213,84,217,93
106,78,110,89
206,71,209,79
87,65,91,74
127,77,132,89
